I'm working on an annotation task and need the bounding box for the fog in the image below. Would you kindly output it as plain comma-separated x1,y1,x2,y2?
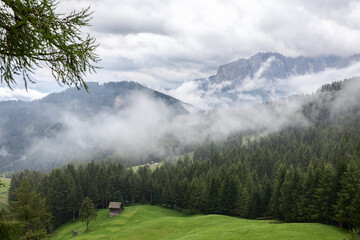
21,88,309,167
1,77,358,171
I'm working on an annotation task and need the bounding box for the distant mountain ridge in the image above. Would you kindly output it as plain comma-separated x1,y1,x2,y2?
190,52,360,108
41,81,188,115
210,52,360,83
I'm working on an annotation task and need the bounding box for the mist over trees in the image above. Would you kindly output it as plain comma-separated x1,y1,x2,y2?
0,81,189,173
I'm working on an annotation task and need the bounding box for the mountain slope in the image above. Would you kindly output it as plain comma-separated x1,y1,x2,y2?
0,82,188,173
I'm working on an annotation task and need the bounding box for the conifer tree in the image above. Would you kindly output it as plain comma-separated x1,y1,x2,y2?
0,0,100,90
314,164,336,224
349,192,360,228
220,174,239,215
299,162,318,221
207,177,221,214
9,178,51,239
335,160,360,228
279,165,301,222
261,175,272,216
270,164,286,218
47,169,70,228
235,186,249,218
79,197,97,232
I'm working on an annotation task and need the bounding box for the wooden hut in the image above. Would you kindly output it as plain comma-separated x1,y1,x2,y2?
108,202,122,217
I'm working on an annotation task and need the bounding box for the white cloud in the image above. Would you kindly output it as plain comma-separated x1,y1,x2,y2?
0,87,48,101
3,0,360,100
0,147,9,157
277,61,360,94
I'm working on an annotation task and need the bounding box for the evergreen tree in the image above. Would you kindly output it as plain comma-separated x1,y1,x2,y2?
111,190,124,210
269,164,286,218
9,178,51,239
138,166,152,203
46,169,70,228
335,160,360,228
0,216,23,240
207,177,221,214
79,197,97,232
349,192,360,228
188,177,205,213
298,162,319,222
279,166,300,222
220,174,239,215
235,186,249,218
261,175,272,216
314,164,336,224
0,0,100,90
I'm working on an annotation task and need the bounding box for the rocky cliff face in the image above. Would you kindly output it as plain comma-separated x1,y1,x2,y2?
190,52,360,108
211,52,360,83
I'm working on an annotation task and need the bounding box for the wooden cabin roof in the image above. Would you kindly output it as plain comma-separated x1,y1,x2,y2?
108,202,121,209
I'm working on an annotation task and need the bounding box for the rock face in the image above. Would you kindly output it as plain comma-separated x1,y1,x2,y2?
192,52,360,107
211,52,360,83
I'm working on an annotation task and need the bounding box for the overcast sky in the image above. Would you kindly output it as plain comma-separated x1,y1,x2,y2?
1,0,360,101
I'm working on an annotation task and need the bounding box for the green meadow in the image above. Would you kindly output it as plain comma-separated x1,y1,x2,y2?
51,205,347,240
0,177,11,209
130,162,164,172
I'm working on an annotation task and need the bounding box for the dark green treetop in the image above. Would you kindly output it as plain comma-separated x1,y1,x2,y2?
8,178,51,239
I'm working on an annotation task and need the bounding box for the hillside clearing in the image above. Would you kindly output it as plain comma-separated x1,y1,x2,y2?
0,177,11,209
130,162,163,172
51,205,347,240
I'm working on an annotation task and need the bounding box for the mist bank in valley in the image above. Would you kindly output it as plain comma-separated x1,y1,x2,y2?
1,77,359,173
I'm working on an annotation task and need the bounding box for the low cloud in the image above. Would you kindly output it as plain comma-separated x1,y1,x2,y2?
0,87,48,101
0,147,9,157
21,88,309,167
166,61,360,110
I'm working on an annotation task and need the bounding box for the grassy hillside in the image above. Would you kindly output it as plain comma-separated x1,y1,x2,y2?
0,177,11,209
51,205,347,240
130,152,195,172
130,162,163,172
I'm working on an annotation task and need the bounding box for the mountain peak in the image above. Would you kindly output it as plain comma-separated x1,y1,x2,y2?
210,52,360,84
180,52,360,109
249,52,284,61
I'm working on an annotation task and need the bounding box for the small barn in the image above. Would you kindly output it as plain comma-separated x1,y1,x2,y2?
108,202,122,218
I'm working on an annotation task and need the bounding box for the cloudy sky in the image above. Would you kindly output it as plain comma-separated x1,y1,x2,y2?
1,0,360,101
